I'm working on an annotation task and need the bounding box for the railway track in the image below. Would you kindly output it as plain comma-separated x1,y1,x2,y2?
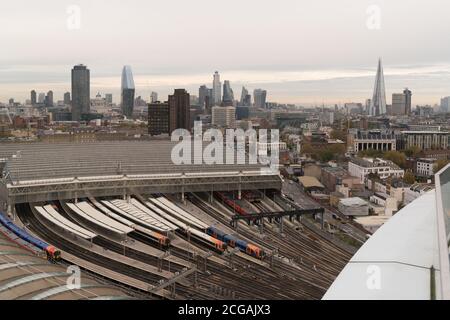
188,192,352,297
12,192,355,300
15,203,216,299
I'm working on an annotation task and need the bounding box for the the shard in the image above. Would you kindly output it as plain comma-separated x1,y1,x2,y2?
121,65,135,118
370,58,387,116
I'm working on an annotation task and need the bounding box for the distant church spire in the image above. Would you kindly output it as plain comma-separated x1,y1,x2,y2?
370,58,387,116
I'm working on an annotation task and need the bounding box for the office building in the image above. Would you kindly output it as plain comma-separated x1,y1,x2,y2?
240,87,250,106
348,157,405,184
392,93,406,115
236,106,250,120
212,106,236,128
71,64,90,121
45,90,54,107
222,80,234,105
105,93,112,105
150,92,158,104
440,96,450,113
169,89,191,133
404,88,412,115
199,85,210,109
30,90,37,106
213,71,221,105
38,92,46,104
148,102,170,136
121,65,135,118
64,92,71,105
401,131,449,150
253,89,267,108
391,88,412,116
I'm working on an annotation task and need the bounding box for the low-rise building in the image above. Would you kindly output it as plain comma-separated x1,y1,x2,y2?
369,192,398,216
354,215,391,233
298,176,325,193
348,129,396,153
416,158,437,177
321,166,362,193
337,197,369,216
404,183,434,205
401,131,449,150
348,157,405,184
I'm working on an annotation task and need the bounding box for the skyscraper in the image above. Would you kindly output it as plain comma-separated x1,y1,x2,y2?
240,87,249,105
71,64,90,121
199,85,209,108
150,92,158,104
105,93,112,105
369,58,387,116
64,92,71,105
45,90,54,107
392,93,406,115
169,89,191,133
121,65,135,118
403,88,412,115
30,90,37,106
391,89,412,116
38,93,46,104
148,102,170,136
212,71,221,105
222,80,234,105
253,89,267,109
440,97,450,113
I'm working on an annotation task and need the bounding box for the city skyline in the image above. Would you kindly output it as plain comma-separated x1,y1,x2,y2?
1,0,450,105
2,61,450,107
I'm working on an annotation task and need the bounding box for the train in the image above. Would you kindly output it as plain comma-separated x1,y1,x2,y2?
0,212,61,261
86,198,171,248
206,226,265,259
215,192,249,216
141,198,228,254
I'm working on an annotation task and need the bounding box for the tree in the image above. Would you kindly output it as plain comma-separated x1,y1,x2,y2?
330,129,347,142
433,159,450,174
403,170,416,184
300,143,314,156
358,148,383,158
383,151,407,169
404,146,421,158
319,150,334,162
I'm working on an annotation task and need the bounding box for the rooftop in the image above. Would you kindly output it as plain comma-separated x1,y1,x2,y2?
339,197,368,207
298,176,325,189
401,131,449,134
350,157,401,170
0,141,269,183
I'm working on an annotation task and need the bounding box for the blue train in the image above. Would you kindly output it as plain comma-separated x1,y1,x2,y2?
0,212,61,261
206,226,265,259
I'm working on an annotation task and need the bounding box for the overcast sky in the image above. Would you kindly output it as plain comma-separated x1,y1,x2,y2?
1,0,450,105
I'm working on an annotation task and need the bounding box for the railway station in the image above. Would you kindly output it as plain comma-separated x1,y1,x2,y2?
0,141,369,299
